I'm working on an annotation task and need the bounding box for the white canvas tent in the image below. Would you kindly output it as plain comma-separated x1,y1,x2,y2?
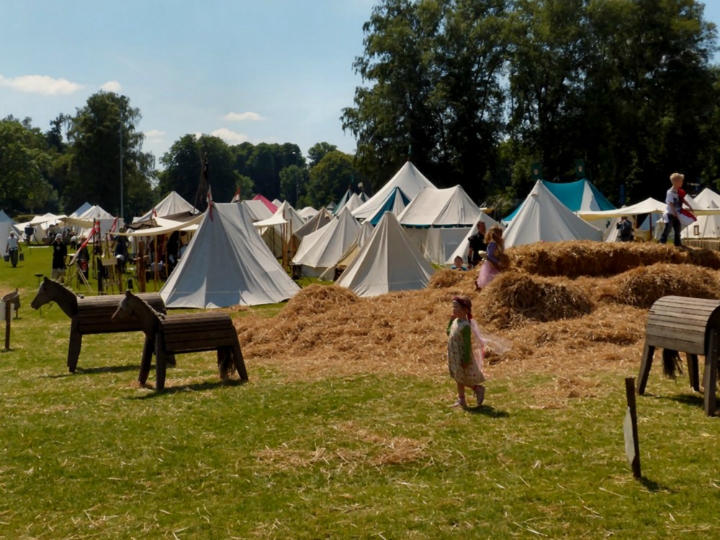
444,213,501,265
683,200,720,238
352,162,437,220
133,191,197,223
336,212,434,297
292,207,361,277
70,202,92,218
693,188,720,209
293,208,334,241
240,200,274,222
160,203,300,308
0,210,17,246
297,206,319,221
504,181,603,247
318,221,375,281
254,201,305,258
398,185,481,264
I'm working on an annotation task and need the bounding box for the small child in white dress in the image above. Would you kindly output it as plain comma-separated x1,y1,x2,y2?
446,295,486,408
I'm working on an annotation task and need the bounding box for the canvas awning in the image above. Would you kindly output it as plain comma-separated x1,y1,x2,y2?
117,213,204,237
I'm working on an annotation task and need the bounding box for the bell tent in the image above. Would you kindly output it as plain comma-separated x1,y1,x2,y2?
160,203,300,308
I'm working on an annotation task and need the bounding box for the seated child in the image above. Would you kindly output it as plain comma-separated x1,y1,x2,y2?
451,256,467,271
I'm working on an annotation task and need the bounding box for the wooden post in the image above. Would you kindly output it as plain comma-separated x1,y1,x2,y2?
624,377,642,479
703,330,718,416
4,300,11,350
686,353,700,392
138,334,154,386
637,343,655,395
155,332,166,391
67,317,82,372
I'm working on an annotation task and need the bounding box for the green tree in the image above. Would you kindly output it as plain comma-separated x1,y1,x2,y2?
307,142,337,169
0,116,57,213
160,135,246,209
64,91,154,218
306,151,359,207
279,165,310,207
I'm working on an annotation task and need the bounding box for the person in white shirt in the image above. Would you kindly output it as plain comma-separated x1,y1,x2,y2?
5,232,21,267
659,173,688,247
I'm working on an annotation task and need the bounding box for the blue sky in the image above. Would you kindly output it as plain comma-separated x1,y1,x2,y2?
2,0,720,166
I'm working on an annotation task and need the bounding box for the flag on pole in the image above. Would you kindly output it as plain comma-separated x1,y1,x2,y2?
231,186,241,203
109,217,119,234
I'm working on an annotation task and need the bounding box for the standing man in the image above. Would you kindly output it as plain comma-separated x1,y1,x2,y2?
51,234,68,280
659,173,688,247
5,232,21,268
466,220,488,269
618,216,634,242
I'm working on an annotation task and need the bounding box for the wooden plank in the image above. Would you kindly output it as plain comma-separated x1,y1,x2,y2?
648,312,714,325
650,305,718,317
704,330,718,416
645,328,705,346
653,296,720,307
646,320,708,333
637,343,655,395
645,335,706,356
166,341,237,354
67,317,82,373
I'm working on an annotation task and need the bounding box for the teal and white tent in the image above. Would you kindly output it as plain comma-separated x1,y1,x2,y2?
504,179,615,223
366,186,411,226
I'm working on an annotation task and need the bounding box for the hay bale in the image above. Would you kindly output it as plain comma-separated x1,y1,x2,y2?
281,285,358,318
609,263,720,309
508,241,720,278
478,271,594,328
428,269,466,288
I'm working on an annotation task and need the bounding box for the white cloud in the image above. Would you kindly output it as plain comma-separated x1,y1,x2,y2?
144,129,165,138
100,80,122,92
210,128,250,144
221,111,264,122
0,73,84,95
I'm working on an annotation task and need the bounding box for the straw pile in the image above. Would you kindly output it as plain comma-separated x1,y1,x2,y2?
476,271,594,328
509,241,720,277
235,242,720,385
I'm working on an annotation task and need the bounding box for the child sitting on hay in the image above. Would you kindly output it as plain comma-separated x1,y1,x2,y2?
447,295,486,408
475,225,508,291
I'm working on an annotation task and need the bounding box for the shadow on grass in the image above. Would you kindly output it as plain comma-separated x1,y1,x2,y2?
639,476,673,493
40,364,141,378
127,378,247,399
465,405,509,418
661,393,704,408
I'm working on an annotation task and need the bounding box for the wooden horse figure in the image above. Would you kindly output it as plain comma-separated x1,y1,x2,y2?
31,277,167,374
112,290,247,390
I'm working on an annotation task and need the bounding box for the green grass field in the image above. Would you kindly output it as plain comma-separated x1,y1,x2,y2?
1,248,720,538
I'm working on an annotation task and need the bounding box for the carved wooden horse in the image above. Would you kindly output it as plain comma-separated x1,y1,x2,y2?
31,277,168,374
112,291,247,390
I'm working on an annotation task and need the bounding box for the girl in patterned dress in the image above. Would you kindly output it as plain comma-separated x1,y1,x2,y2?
447,295,486,408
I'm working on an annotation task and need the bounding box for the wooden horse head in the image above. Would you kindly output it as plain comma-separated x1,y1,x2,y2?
31,277,78,317
112,290,164,331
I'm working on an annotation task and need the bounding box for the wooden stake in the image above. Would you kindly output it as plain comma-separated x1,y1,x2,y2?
624,377,642,479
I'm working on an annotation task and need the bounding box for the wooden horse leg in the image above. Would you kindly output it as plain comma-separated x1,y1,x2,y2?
217,347,231,380
166,353,176,367
232,339,248,381
686,353,700,392
138,334,154,385
637,343,655,395
155,333,167,391
67,317,82,373
703,330,718,416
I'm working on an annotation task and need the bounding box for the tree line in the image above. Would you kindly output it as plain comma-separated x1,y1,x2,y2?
1,92,364,219
343,0,720,208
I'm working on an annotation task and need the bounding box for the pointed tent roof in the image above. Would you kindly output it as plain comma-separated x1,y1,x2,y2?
240,200,274,222
352,162,437,220
134,191,197,222
683,200,720,238
70,202,92,218
504,181,603,247
252,194,278,214
336,221,375,270
160,203,300,308
359,192,369,203
338,193,363,215
333,189,354,214
292,207,361,270
398,185,481,228
0,210,15,245
80,205,114,220
693,188,720,209
367,186,410,226
254,201,305,233
272,199,283,207
336,212,434,297
297,206,318,220
445,212,501,264
0,210,13,224
504,179,615,222
294,208,334,240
